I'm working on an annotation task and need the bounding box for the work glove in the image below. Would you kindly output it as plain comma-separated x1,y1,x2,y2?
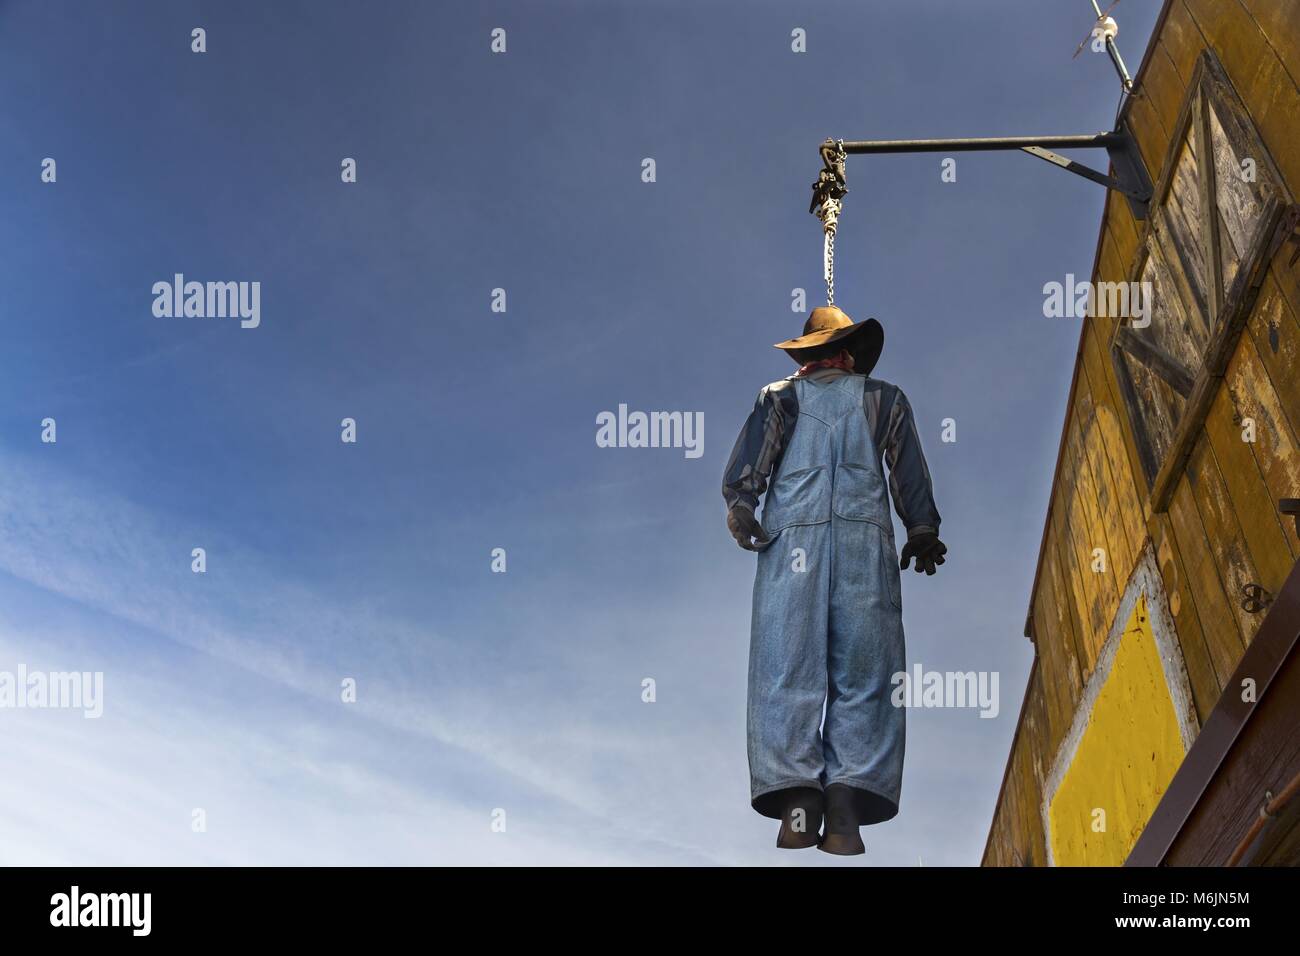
727,508,771,552
900,532,947,575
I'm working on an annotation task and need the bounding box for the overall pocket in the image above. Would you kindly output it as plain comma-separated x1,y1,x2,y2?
761,466,830,533
832,462,888,526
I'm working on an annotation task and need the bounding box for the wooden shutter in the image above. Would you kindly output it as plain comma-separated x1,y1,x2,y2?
1110,51,1295,509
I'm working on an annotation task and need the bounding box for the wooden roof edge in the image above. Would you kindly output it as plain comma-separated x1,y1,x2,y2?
1020,217,1102,640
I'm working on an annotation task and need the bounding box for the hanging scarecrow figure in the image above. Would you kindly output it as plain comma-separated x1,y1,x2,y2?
722,305,946,854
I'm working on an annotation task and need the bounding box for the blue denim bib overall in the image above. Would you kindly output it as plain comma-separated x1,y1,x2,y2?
749,373,905,824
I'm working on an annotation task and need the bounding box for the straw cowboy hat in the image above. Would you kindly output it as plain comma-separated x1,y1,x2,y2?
774,305,884,373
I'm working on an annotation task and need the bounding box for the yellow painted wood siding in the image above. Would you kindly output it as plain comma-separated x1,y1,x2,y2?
984,0,1300,866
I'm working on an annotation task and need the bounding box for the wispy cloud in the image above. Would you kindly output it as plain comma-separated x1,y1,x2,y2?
0,447,737,864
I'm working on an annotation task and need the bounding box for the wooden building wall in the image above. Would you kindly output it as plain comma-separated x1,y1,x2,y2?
983,0,1300,867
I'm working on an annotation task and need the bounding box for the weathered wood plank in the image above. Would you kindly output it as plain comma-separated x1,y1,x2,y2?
1092,233,1159,517
983,778,1011,864
998,671,1047,866
1082,320,1148,559
1150,510,1221,725
1158,136,1212,334
1031,598,1066,756
1077,386,1131,595
1237,291,1300,557
1240,0,1300,93
1098,224,1134,341
1063,486,1110,667
1129,84,1175,188
984,798,1010,865
1248,269,1300,481
1002,773,1024,865
1186,435,1266,645
1034,529,1095,763
1021,678,1049,866
1264,219,1300,326
1115,327,1194,399
1103,210,1171,496
1183,0,1269,91
1218,207,1242,296
1167,472,1246,682
1030,547,1074,759
1202,353,1295,597
1164,180,1211,335
1119,340,1187,472
1197,91,1228,321
1045,520,1086,707
1105,194,1141,282
1112,342,1160,487
1208,100,1265,259
1063,381,1123,657
1164,1,1210,85
1043,525,1086,734
1052,470,1101,682
1076,374,1138,583
1145,39,1193,131
1138,237,1205,383
1244,46,1300,194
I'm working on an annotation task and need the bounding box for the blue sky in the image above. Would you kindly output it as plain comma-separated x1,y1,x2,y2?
0,0,1162,864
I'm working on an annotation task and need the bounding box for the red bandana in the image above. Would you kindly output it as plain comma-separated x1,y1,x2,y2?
795,354,855,378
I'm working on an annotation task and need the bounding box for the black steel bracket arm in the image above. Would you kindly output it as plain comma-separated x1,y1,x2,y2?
826,122,1154,220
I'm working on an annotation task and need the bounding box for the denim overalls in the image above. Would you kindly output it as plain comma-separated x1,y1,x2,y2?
748,373,905,824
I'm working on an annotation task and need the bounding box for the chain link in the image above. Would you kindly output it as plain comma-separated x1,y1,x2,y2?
824,220,836,305
820,196,841,305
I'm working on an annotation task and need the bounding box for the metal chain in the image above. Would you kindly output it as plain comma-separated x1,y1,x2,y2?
821,198,841,305
825,229,835,305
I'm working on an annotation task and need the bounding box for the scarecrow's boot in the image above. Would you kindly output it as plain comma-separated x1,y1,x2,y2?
818,783,866,856
775,787,823,849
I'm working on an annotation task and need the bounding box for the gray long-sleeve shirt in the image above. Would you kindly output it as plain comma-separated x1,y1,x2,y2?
722,367,941,539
